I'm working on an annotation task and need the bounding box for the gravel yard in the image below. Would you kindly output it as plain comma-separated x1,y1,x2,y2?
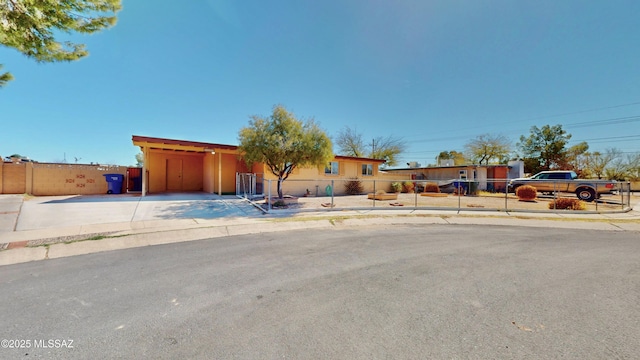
262,192,632,212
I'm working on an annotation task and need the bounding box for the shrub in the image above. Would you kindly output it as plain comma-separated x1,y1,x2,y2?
515,185,537,201
549,198,586,210
391,182,403,193
403,181,415,193
344,178,364,195
423,182,440,193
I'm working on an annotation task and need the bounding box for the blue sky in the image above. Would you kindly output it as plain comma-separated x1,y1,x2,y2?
1,0,639,167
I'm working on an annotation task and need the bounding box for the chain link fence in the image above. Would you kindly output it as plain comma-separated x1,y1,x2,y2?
238,177,634,214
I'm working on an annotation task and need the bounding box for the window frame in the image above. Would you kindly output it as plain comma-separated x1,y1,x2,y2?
325,161,339,175
361,163,373,176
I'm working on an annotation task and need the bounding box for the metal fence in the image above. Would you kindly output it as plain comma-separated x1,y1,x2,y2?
239,177,634,214
236,173,264,198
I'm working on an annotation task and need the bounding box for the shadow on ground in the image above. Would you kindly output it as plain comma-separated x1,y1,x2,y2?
44,194,142,204
43,193,225,204
153,199,263,219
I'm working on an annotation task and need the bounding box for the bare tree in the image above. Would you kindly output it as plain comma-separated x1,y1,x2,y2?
335,126,406,167
602,148,628,181
582,148,620,179
335,126,365,157
464,133,511,165
625,153,640,181
370,135,406,167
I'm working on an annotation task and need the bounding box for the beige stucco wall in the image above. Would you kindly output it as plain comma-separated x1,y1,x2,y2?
1,162,27,194
31,163,127,195
0,162,127,195
261,160,411,196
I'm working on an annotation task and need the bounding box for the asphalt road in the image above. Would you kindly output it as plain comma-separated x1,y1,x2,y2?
1,224,638,359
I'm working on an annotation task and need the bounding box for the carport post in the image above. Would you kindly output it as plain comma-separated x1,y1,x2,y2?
218,152,222,196
142,146,149,196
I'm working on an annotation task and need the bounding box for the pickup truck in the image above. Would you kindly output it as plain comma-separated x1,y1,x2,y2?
508,170,616,202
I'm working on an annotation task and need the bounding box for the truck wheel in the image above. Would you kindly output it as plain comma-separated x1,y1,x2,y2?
576,187,596,202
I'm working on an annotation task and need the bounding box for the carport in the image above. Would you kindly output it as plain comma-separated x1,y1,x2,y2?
132,135,249,196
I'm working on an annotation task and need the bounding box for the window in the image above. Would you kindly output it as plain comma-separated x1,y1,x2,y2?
325,161,339,175
361,164,373,176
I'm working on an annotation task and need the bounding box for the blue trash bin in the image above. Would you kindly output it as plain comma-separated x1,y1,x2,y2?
452,180,469,194
104,174,124,194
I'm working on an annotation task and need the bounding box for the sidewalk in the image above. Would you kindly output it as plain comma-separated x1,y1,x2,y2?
1,193,639,266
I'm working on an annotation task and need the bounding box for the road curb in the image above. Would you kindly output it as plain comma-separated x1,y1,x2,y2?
1,211,639,267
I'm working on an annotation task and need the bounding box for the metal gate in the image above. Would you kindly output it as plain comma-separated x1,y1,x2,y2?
236,173,263,198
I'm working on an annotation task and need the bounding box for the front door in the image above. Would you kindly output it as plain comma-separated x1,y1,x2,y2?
166,158,183,191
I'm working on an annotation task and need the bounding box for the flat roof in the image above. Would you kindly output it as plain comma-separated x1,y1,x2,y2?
334,155,386,164
132,135,387,163
387,164,510,171
132,135,238,151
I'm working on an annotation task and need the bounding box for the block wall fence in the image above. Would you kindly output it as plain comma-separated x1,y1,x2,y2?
0,162,127,195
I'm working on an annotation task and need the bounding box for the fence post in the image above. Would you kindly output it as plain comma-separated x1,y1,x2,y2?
553,181,557,210
624,182,628,209
372,180,376,207
505,179,509,211
414,182,418,208
331,180,334,208
268,179,272,212
620,184,631,210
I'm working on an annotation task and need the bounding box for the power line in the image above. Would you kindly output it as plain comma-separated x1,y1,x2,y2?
403,100,640,143
565,115,640,128
574,134,640,143
524,101,640,122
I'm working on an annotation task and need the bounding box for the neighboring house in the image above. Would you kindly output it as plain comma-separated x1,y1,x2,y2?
132,135,407,196
384,163,522,192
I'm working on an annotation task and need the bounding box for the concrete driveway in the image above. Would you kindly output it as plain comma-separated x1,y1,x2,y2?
0,193,263,233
